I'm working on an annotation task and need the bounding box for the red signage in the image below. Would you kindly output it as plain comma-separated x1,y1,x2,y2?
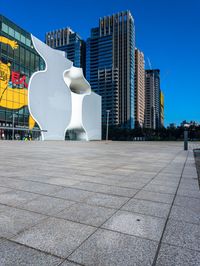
11,71,28,88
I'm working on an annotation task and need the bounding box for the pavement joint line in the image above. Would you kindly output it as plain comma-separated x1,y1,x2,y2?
64,149,185,261
119,206,171,219
57,259,84,266
1,200,140,231
65,196,131,259
29,151,183,198
0,150,183,216
153,241,200,253
175,193,200,200
0,142,197,264
108,149,184,211
62,159,163,260
0,198,178,230
151,150,190,266
142,188,177,195
98,226,160,243
173,194,200,201
0,189,126,211
132,196,174,205
164,217,200,226
0,183,135,199
10,213,50,238
0,236,67,261
0,173,152,191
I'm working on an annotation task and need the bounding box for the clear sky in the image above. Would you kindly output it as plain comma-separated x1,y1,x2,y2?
1,0,199,126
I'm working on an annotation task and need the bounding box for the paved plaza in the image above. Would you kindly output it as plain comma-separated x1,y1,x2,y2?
0,141,199,265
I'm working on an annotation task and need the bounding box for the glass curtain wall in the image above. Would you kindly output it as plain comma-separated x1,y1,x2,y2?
0,15,45,140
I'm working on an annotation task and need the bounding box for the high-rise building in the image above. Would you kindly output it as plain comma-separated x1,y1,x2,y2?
144,69,161,129
86,10,135,128
160,90,164,127
45,28,86,74
134,48,145,128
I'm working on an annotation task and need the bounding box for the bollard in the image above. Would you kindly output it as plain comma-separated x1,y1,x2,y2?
184,130,188,150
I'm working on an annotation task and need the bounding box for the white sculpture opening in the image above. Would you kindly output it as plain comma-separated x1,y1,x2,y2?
28,35,101,141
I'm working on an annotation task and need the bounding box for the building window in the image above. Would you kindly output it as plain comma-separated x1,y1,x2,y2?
2,23,8,34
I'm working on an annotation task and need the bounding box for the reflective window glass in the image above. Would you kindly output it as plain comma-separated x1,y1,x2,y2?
2,23,8,33
20,35,26,44
15,31,20,41
8,27,14,37
26,38,31,47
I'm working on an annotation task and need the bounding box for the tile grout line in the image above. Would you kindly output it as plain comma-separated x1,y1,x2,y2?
0,145,188,265
64,149,184,264
151,150,190,266
0,236,65,260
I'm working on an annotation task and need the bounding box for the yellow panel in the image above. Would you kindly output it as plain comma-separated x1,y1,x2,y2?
29,115,36,130
0,37,36,129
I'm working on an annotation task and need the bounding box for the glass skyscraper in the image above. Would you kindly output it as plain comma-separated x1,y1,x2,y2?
86,10,135,128
144,69,161,129
45,28,86,75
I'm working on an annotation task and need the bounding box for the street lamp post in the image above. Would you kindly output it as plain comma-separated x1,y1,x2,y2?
183,124,189,151
106,110,110,141
184,130,188,150
12,113,17,140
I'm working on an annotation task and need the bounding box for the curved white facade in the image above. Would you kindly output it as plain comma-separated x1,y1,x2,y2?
28,35,101,141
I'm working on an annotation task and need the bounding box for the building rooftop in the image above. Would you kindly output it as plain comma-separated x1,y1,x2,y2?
0,141,199,265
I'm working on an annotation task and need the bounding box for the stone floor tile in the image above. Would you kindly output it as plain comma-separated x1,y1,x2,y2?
177,188,200,199
12,217,96,258
102,210,165,241
174,195,200,211
0,141,197,265
0,186,12,194
52,187,94,202
18,180,64,195
149,180,179,188
0,207,47,238
0,239,62,266
155,243,200,266
180,178,199,185
60,260,81,266
179,182,200,191
56,202,116,226
0,189,39,207
135,190,174,204
112,181,146,190
73,181,138,197
21,195,75,215
69,228,158,266
170,204,200,224
163,219,200,251
47,177,81,187
84,193,129,209
122,198,171,218
0,203,12,213
143,184,177,194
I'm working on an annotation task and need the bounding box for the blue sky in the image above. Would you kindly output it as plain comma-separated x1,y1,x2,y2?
1,0,200,126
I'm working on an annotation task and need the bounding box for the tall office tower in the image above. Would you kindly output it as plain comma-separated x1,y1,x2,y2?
144,69,161,129
45,28,86,74
86,10,135,128
160,90,164,127
134,48,145,128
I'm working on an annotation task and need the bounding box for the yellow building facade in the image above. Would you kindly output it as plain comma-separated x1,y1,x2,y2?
0,15,44,139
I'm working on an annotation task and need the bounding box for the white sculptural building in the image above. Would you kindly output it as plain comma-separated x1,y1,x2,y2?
28,35,101,141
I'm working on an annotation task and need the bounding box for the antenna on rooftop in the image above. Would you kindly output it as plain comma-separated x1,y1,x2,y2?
147,57,152,70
